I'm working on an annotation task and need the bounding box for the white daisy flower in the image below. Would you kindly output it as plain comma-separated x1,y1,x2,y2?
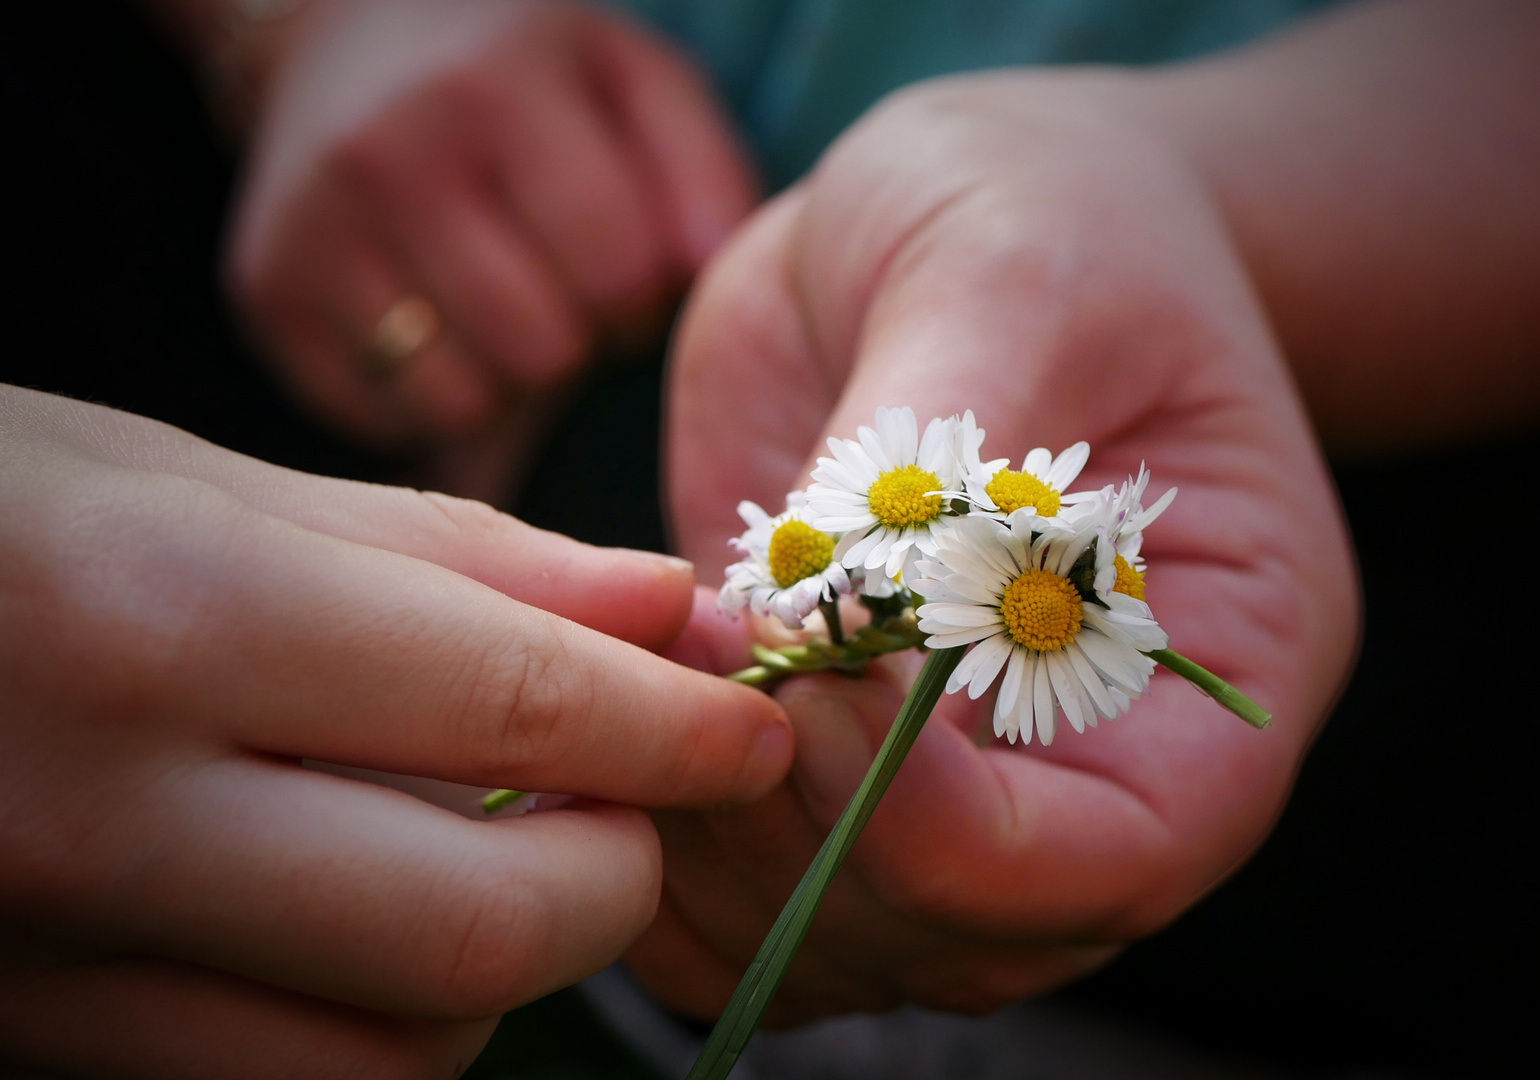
959,437,1094,521
1064,465,1177,602
719,491,850,630
911,511,1168,746
805,407,967,582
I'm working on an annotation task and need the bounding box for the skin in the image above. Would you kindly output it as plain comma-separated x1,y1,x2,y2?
0,385,792,1078
151,0,757,500
649,0,1539,1023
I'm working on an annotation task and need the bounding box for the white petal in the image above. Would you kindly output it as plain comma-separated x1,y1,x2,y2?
1045,442,1090,490
871,533,907,572
921,602,1002,629
829,437,879,480
998,646,1027,718
1033,657,1057,746
860,424,894,473
1066,642,1121,719
1016,653,1038,745
1133,486,1177,531
1022,447,1052,476
838,527,887,569
1047,651,1088,735
964,634,1013,699
1075,629,1150,695
924,626,1002,649
737,501,772,529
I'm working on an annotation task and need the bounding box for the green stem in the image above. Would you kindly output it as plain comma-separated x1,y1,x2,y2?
1147,648,1272,729
819,599,845,646
685,646,966,1080
480,789,526,813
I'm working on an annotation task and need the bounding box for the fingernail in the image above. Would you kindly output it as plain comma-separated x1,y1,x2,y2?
748,719,794,790
632,550,695,578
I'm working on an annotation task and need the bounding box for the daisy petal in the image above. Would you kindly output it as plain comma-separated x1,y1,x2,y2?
1033,656,1057,746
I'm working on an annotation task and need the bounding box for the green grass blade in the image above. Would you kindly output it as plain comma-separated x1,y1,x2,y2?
686,646,966,1080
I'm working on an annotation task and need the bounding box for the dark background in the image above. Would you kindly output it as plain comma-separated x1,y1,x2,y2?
5,5,1533,1077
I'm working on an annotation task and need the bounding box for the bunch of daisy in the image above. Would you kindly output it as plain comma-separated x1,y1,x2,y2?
693,407,1265,1080
714,406,1243,744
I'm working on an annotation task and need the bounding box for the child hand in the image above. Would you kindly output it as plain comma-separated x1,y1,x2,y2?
0,386,790,1075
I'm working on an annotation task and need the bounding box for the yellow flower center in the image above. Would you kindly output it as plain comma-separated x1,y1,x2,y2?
1113,553,1146,600
767,519,835,589
985,468,1060,517
867,464,944,528
1000,568,1084,652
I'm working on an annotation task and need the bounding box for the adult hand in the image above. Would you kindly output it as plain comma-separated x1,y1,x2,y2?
643,73,1357,1021
228,0,755,462
0,386,791,1077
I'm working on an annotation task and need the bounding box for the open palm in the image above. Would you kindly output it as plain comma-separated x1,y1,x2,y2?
639,74,1359,1022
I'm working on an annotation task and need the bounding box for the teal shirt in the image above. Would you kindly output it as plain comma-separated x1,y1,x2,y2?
608,0,1340,187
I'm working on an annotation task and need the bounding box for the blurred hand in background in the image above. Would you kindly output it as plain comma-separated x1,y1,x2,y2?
167,0,756,496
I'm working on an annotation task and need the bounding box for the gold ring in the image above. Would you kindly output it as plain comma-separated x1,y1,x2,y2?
368,296,440,377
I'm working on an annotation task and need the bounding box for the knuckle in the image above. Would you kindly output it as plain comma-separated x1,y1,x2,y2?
415,489,526,547
475,631,585,779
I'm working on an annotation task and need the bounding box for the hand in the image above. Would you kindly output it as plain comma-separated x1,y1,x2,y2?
0,386,791,1077
641,73,1358,1021
228,0,755,462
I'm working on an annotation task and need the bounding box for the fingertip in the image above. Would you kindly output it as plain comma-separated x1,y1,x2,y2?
740,708,796,801
675,677,794,807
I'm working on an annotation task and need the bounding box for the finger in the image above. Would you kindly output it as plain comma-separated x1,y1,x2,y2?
665,190,834,574
52,758,662,1018
775,668,1186,940
0,944,492,1080
351,98,589,390
587,12,760,267
230,162,499,444
482,60,675,328
34,393,696,650
48,472,791,800
388,328,504,435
